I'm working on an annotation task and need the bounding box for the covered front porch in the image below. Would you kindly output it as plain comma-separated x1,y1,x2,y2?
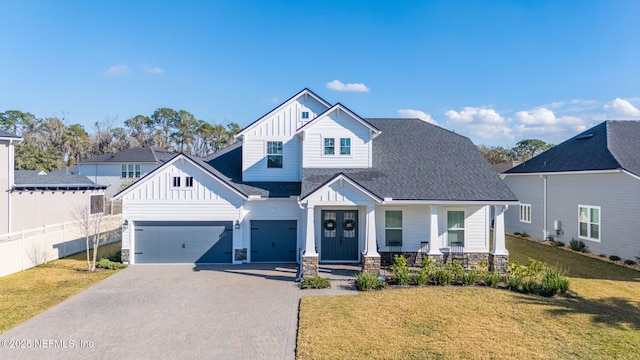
298,177,511,277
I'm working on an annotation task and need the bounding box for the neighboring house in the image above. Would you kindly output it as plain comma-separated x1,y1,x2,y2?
114,88,517,275
491,161,522,174
502,121,640,261
1,130,22,234
0,129,107,233
78,147,176,199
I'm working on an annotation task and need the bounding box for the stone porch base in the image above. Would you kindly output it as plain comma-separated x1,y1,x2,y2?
361,255,381,274
489,254,509,273
301,255,318,277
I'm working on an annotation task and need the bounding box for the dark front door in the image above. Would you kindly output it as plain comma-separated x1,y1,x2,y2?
320,210,359,261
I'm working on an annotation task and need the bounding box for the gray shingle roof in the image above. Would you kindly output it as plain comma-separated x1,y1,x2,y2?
13,169,106,190
0,130,21,139
505,121,640,177
300,119,517,201
78,147,176,164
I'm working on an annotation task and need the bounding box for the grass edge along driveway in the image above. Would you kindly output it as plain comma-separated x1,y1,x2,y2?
297,235,640,360
0,242,123,334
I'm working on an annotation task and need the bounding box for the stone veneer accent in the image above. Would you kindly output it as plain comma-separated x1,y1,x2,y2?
121,248,130,264
234,248,247,261
381,251,491,269
489,254,509,273
362,256,381,274
301,256,318,277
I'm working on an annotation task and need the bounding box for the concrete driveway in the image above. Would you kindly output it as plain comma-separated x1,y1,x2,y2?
0,264,356,360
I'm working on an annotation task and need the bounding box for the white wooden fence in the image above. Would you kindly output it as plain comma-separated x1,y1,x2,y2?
0,215,122,277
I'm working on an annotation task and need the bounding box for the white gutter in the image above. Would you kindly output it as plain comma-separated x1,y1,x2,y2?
503,169,620,177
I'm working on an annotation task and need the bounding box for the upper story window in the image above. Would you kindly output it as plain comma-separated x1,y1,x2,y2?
519,204,531,223
185,176,194,187
121,164,141,178
579,205,600,241
172,176,181,187
90,194,104,215
324,138,335,155
267,141,283,168
340,138,351,155
301,111,310,119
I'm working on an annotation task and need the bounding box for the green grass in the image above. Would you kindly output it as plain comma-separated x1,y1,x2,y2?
0,242,123,334
297,235,640,359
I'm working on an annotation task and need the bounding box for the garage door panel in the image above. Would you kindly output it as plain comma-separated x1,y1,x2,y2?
135,221,232,264
251,220,297,262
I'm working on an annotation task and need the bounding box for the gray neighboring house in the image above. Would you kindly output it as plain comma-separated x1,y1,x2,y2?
502,120,640,261
113,89,518,274
78,147,176,199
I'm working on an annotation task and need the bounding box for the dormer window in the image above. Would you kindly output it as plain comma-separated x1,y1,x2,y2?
267,141,283,168
324,138,335,155
340,138,351,155
302,111,310,119
172,176,181,187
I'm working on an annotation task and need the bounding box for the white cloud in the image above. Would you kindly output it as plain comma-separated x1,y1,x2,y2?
514,108,557,126
107,64,129,76
444,106,512,141
143,65,164,74
604,98,640,118
326,80,370,92
397,109,437,124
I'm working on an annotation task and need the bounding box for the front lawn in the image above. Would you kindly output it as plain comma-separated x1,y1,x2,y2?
297,235,640,359
0,241,123,334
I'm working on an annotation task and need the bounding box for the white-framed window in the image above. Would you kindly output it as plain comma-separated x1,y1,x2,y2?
266,141,283,168
385,210,403,246
121,164,141,178
172,176,181,187
340,138,351,155
324,138,335,155
90,194,104,215
578,205,600,241
301,111,310,119
519,204,531,223
185,176,194,187
447,210,465,247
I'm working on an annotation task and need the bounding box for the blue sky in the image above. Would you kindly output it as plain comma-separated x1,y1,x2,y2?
1,1,639,147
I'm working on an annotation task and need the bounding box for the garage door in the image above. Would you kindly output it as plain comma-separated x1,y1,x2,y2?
250,220,297,262
134,221,232,264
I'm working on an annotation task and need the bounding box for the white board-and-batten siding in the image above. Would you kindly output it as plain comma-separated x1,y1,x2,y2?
121,160,242,221
241,96,329,182
503,175,545,239
302,111,372,168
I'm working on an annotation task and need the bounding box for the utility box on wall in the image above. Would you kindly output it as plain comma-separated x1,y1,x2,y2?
554,220,562,235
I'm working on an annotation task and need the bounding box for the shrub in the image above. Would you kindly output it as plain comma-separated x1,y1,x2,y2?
413,269,429,286
538,268,570,297
434,268,453,286
300,276,330,289
355,271,386,291
483,272,500,287
106,250,122,263
623,259,637,266
506,275,523,291
569,239,588,252
461,271,477,286
553,241,565,247
96,258,127,270
445,261,466,285
609,255,621,261
522,278,541,294
389,255,411,286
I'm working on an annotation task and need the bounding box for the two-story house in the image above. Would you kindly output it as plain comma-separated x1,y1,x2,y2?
114,89,517,275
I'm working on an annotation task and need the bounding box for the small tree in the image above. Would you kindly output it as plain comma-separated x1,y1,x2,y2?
73,201,110,271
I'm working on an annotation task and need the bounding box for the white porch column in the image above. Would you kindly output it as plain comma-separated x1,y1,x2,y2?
491,205,509,255
427,205,443,255
363,204,379,257
303,205,317,256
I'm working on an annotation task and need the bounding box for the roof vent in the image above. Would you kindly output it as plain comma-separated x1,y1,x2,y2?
576,133,594,140
37,170,47,176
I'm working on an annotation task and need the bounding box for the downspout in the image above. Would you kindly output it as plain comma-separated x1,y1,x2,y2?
541,174,547,240
7,140,12,233
295,197,305,282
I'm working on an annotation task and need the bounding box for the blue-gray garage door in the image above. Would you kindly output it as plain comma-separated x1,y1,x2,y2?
134,221,233,264
250,220,297,262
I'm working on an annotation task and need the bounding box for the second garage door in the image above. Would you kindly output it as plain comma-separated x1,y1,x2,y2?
250,220,297,262
134,221,232,264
